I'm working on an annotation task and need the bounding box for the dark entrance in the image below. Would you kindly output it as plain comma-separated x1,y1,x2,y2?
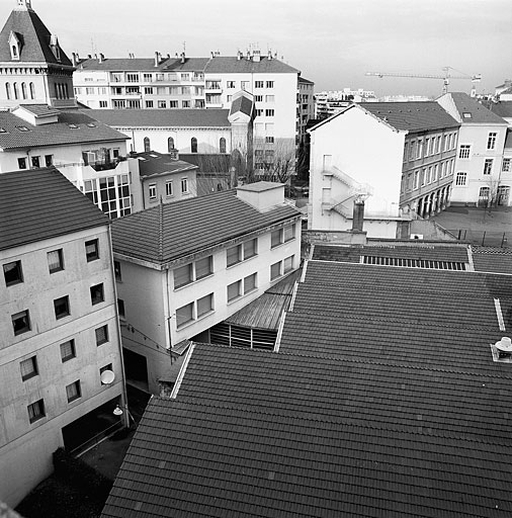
123,348,149,392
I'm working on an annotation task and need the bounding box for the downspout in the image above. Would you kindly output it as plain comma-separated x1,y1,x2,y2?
107,224,130,428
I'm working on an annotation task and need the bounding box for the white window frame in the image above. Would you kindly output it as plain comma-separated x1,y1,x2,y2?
483,158,493,175
459,144,471,159
487,132,497,151
455,172,467,186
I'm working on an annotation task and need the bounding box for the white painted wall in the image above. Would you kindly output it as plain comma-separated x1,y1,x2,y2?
0,226,125,507
309,106,405,235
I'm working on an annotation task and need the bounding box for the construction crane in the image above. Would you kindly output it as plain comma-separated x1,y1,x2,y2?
365,67,482,95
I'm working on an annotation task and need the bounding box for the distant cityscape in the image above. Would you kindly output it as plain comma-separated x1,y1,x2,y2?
1,1,511,517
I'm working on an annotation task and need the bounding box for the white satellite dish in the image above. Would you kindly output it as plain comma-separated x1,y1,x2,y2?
495,337,512,352
100,369,115,385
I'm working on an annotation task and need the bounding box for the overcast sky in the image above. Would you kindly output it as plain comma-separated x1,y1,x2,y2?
2,0,511,97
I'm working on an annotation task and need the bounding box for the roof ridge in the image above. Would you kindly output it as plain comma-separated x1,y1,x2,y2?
158,201,164,262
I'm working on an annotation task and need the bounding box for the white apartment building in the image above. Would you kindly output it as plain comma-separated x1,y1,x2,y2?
73,50,309,163
0,168,127,507
437,92,511,206
111,182,301,394
308,102,460,238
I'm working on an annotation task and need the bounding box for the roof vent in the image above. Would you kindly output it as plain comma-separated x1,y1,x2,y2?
491,337,512,362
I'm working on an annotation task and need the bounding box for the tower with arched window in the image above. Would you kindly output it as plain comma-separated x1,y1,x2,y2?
0,0,76,108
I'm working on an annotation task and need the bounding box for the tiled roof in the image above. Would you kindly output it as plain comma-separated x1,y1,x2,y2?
84,109,230,128
111,188,300,264
0,7,72,66
0,110,127,150
444,92,506,124
225,269,301,329
131,151,197,177
102,341,512,518
18,103,60,116
0,167,107,251
298,76,314,85
486,101,512,119
230,94,253,117
312,243,471,265
472,247,512,274
279,261,512,370
361,101,460,132
77,56,299,75
500,86,512,95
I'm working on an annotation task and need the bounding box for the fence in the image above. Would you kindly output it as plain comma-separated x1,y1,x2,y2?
448,229,510,248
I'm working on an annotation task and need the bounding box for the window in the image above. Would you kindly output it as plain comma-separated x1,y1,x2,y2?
417,139,423,159
181,178,189,193
271,228,283,248
219,137,226,153
118,299,126,319
149,183,157,199
167,136,175,152
270,261,281,280
31,156,40,168
20,356,38,381
165,181,173,197
12,310,30,335
182,100,191,108
284,224,296,242
283,255,294,273
126,73,139,83
54,296,70,319
85,239,99,262
459,144,471,159
3,260,23,286
503,158,511,172
60,339,76,362
169,100,179,108
158,100,166,108
266,81,274,88
28,400,45,423
455,172,467,186
45,154,53,167
436,136,441,154
90,283,105,305
191,137,198,153
114,260,122,281
424,138,429,157
433,164,438,182
265,109,275,117
265,136,275,144
145,100,153,108
255,109,263,117
227,238,257,267
244,273,257,294
255,95,263,102
174,256,213,289
5,82,10,100
176,302,194,328
227,81,236,88
95,325,109,346
255,80,264,88
66,381,81,403
265,95,275,103
483,158,493,175
47,249,64,273
227,280,242,302
413,171,419,190
143,137,151,152
479,187,490,199
17,157,27,169
143,73,153,82
241,81,249,91
144,87,154,94
197,293,213,317
487,132,497,150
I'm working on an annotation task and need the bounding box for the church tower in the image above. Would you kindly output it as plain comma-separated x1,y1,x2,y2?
0,0,75,108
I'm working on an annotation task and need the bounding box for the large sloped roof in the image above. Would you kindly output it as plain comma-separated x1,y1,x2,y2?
486,100,512,119
0,167,107,251
0,6,72,67
132,151,197,177
111,188,299,265
203,56,299,74
444,92,506,124
361,101,460,132
0,110,127,150
84,109,230,128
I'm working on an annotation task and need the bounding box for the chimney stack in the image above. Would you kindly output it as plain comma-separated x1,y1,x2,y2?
237,51,242,61
71,52,77,67
154,51,160,67
268,50,273,60
99,53,104,63
253,49,261,62
180,52,185,64
352,199,365,232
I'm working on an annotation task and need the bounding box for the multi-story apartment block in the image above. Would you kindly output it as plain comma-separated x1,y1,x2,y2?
111,182,301,394
315,88,377,119
0,104,132,218
0,168,127,507
437,92,510,206
308,102,460,237
297,76,315,145
0,0,75,109
73,50,311,168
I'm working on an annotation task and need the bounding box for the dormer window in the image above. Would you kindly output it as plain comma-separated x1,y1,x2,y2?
8,32,21,61
49,35,61,62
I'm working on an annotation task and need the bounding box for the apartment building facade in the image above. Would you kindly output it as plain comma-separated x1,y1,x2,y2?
111,183,301,394
0,168,126,507
308,102,460,237
437,92,511,207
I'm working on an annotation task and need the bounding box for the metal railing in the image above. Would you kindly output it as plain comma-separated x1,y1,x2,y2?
71,420,124,458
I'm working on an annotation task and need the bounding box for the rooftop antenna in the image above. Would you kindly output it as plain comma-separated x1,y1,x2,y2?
182,41,186,53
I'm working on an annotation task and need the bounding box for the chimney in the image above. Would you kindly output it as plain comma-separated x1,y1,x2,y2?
99,53,104,63
154,51,160,67
211,51,215,59
352,199,365,232
253,49,261,62
181,52,185,64
246,50,251,60
94,53,98,60
268,50,273,60
87,54,92,59
236,182,285,213
237,51,242,61
71,52,77,67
